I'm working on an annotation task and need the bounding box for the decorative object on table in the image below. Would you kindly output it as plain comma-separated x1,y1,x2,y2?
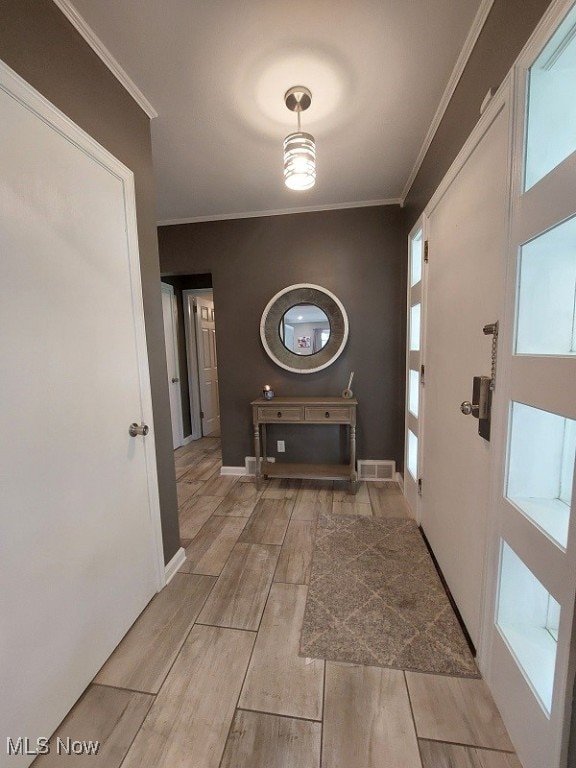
300,513,479,677
342,371,355,399
262,385,274,400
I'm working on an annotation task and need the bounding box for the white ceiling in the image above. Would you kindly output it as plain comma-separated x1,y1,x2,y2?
62,0,486,223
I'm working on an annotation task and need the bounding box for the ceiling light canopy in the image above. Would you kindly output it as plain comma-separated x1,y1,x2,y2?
283,86,316,191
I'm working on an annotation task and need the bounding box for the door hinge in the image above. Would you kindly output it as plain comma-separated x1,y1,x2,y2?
200,410,204,418
418,478,423,495
423,240,429,263
420,364,425,383
193,303,198,314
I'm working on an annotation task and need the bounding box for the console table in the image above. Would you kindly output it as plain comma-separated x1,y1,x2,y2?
251,396,358,491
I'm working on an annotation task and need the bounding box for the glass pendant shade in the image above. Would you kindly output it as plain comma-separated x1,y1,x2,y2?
283,131,316,190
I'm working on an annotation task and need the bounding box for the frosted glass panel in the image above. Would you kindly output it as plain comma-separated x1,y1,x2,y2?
507,402,575,548
525,4,576,190
410,304,421,351
407,429,418,480
516,215,576,355
497,540,559,714
408,369,419,417
410,229,423,287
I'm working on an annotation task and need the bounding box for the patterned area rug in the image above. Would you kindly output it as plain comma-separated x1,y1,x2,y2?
300,513,479,677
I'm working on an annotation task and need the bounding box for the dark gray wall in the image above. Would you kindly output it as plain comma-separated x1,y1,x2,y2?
159,206,405,469
404,0,553,230
0,0,180,563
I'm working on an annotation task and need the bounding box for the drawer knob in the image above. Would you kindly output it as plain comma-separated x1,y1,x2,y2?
325,411,330,418
277,411,282,418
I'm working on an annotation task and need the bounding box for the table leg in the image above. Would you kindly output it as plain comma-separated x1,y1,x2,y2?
350,424,358,494
254,423,262,490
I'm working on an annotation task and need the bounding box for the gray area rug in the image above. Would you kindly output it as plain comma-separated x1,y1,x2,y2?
300,513,479,677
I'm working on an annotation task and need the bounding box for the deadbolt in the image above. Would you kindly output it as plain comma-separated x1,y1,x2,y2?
129,422,149,437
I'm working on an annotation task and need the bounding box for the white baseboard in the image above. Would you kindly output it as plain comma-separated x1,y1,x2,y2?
164,546,186,586
181,435,194,446
221,466,248,476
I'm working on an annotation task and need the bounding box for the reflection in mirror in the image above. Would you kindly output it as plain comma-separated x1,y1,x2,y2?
280,304,330,355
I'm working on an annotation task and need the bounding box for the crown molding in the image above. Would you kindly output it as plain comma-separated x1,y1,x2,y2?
400,0,495,203
51,0,158,119
157,198,402,226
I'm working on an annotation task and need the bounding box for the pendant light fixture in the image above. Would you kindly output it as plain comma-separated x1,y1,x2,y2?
283,86,316,191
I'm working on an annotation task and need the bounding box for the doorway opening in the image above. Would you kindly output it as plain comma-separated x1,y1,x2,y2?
160,273,221,445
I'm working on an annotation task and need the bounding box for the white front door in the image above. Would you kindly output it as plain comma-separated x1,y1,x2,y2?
161,283,183,449
482,4,576,766
421,94,510,646
195,295,220,436
0,62,163,767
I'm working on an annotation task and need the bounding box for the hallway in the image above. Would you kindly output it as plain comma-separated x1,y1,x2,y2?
35,437,522,767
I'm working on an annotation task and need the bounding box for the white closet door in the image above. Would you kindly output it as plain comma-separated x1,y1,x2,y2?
0,63,163,767
421,96,510,646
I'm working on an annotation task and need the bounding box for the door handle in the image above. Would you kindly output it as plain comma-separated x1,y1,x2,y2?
460,375,492,440
460,377,490,420
129,422,149,437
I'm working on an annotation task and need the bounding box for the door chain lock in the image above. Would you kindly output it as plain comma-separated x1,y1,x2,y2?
459,322,498,441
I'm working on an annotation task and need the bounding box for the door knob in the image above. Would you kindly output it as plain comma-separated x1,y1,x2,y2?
171,377,179,383
129,422,149,437
460,401,477,416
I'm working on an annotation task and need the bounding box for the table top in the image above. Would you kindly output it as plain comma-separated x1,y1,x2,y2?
251,396,358,406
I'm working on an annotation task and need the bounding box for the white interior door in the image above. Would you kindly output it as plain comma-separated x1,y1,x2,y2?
195,295,220,436
0,61,163,767
421,93,511,646
161,283,183,449
482,4,576,765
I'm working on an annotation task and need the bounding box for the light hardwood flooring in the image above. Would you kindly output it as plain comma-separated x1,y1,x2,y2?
34,436,523,767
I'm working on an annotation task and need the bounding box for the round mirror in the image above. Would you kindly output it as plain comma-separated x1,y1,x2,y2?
280,304,330,356
260,284,348,373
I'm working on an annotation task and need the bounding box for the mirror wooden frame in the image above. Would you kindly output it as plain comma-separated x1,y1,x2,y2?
260,283,349,373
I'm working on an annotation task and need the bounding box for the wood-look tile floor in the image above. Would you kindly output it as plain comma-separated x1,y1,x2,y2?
34,436,523,768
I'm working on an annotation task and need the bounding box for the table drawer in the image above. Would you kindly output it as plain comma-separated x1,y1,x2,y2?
257,406,304,422
305,407,353,423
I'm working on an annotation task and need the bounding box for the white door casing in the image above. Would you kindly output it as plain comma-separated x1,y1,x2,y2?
161,283,183,449
421,89,511,647
195,295,220,436
404,221,426,519
183,290,202,441
0,60,164,767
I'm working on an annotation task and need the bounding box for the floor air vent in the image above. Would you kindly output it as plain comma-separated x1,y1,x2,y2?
357,460,396,481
